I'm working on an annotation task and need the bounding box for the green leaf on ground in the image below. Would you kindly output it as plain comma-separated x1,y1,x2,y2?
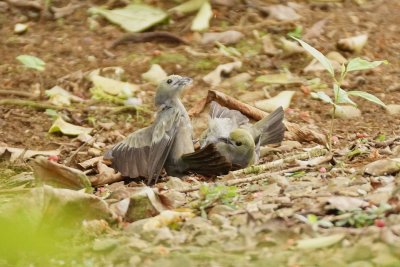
191,1,212,32
16,55,45,71
49,117,93,136
89,4,168,32
297,234,345,249
169,0,207,14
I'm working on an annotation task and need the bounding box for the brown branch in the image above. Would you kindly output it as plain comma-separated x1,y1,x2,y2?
0,89,37,99
110,31,188,49
188,90,267,120
177,166,308,193
0,99,63,110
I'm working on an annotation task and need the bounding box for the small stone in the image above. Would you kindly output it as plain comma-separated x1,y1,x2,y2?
88,147,102,157
386,104,400,115
14,23,28,34
332,105,361,119
387,83,400,92
201,30,244,45
364,159,400,176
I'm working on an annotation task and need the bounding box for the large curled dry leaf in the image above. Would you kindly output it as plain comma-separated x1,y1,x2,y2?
31,156,92,190
89,161,123,187
284,121,327,145
0,185,114,227
108,186,172,222
203,61,242,87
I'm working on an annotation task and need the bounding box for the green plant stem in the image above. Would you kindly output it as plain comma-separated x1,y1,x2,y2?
329,105,336,151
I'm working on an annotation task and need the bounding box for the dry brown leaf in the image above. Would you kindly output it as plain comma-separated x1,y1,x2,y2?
284,121,327,146
89,161,123,186
0,146,59,162
31,156,91,190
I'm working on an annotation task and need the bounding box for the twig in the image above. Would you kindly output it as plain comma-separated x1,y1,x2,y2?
110,31,188,49
188,89,267,120
232,148,329,176
0,99,63,110
178,166,308,193
0,89,37,99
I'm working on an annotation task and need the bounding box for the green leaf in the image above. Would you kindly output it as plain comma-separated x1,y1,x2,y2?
16,55,45,71
191,1,212,32
311,91,333,104
307,214,318,224
346,58,388,72
169,0,207,14
334,85,356,106
348,90,386,108
287,26,302,39
89,4,168,33
49,117,93,136
291,37,334,76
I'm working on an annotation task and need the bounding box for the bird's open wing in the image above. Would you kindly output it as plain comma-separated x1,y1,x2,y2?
201,102,250,148
181,143,232,176
210,101,249,125
105,106,181,184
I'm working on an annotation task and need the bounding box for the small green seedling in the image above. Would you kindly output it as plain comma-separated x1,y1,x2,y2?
292,37,388,150
16,55,46,99
198,185,238,218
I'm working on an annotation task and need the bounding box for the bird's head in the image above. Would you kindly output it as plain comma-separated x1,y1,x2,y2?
229,129,255,151
155,75,192,106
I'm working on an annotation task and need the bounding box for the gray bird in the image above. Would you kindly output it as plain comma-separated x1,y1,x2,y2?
105,76,231,184
183,101,285,170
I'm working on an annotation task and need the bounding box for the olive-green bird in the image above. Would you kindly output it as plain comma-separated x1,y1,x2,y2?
105,76,231,184
182,101,285,170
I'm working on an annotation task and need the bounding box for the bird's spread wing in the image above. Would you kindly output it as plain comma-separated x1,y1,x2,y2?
181,143,232,176
201,102,250,148
210,101,249,125
105,106,181,184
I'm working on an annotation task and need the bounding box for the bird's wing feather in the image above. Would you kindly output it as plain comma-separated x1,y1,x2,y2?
201,102,250,147
105,106,181,184
250,106,285,146
210,101,249,125
181,143,232,176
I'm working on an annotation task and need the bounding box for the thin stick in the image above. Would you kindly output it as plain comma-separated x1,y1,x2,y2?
0,90,37,98
178,166,308,193
0,99,63,110
232,148,329,176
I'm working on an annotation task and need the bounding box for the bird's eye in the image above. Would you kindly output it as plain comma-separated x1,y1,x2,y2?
166,79,173,84
235,141,242,146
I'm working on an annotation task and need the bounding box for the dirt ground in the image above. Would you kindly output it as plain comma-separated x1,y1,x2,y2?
1,0,400,266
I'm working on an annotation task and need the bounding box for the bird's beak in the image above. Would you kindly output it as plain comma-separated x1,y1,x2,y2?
217,137,234,145
177,77,192,87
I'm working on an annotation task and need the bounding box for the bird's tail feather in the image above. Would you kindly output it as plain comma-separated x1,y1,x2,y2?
252,107,285,146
